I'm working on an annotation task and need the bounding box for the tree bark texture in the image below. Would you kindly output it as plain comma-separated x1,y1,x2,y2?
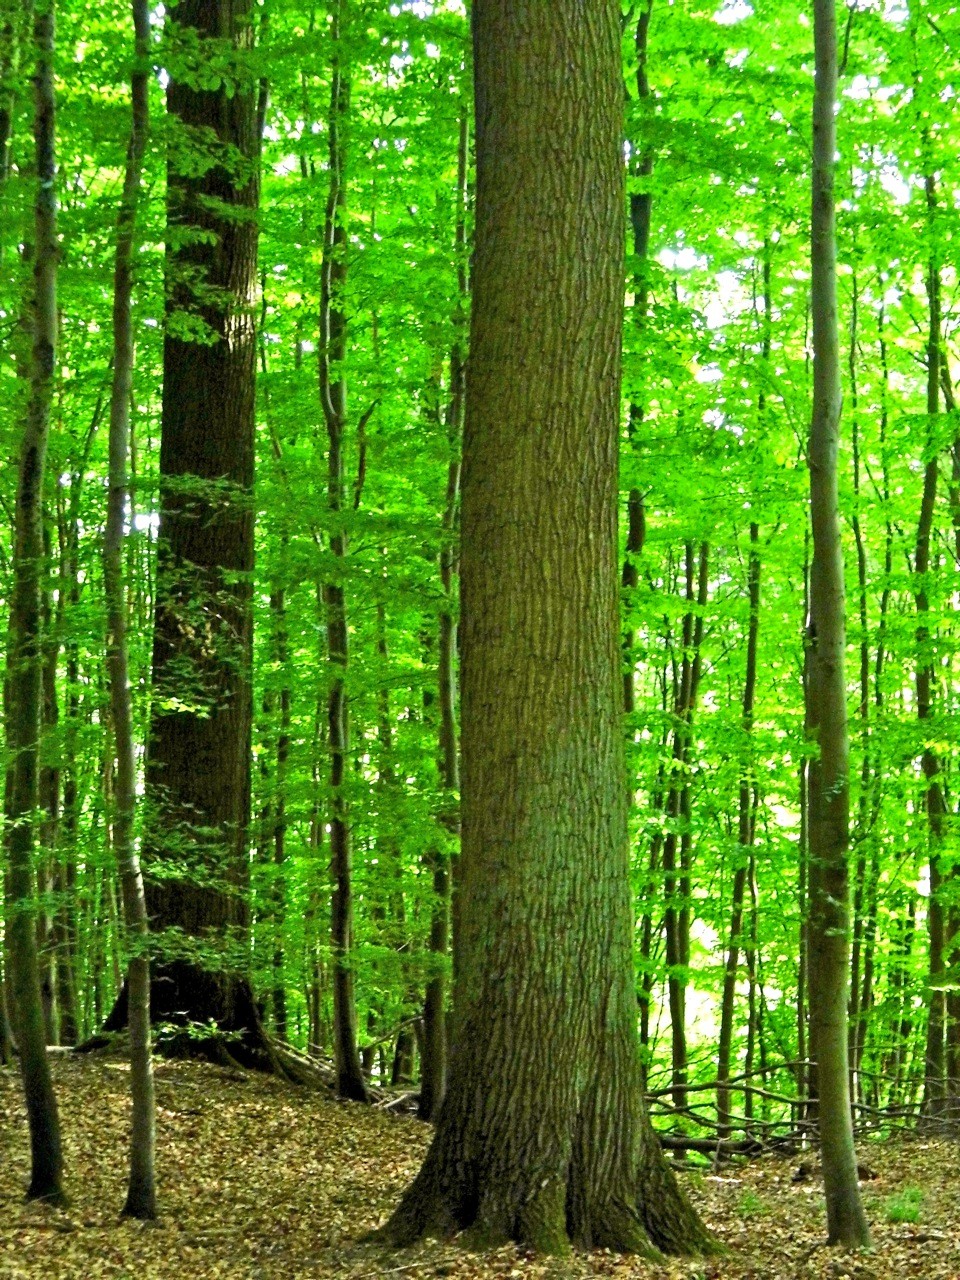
717,523,760,1136
805,0,871,1246
317,0,368,1105
105,0,156,1219
106,0,262,1051
419,101,468,1125
385,0,711,1256
4,0,65,1204
915,176,947,1118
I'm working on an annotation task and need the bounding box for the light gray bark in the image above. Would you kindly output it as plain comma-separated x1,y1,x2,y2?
105,0,155,1220
805,0,871,1246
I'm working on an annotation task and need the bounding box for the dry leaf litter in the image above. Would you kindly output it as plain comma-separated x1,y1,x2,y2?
1,1055,958,1280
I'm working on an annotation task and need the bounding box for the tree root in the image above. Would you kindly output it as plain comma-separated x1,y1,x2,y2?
73,1024,337,1091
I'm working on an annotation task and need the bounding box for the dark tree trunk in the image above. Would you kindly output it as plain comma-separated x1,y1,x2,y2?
717,523,760,1136
4,0,65,1205
662,540,707,1116
105,0,263,1061
621,0,653,718
384,0,712,1256
915,177,947,1119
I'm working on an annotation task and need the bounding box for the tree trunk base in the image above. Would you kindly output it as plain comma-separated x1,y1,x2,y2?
89,961,333,1088
377,1132,713,1260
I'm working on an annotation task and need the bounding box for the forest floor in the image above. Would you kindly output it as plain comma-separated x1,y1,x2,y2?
1,1055,958,1280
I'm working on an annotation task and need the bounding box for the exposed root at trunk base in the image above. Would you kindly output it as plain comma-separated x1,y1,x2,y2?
75,1024,335,1090
86,964,340,1091
376,1159,668,1261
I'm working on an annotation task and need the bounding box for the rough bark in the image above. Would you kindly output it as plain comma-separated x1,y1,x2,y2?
805,0,871,1245
105,0,263,1059
384,0,711,1256
104,0,156,1219
4,0,65,1205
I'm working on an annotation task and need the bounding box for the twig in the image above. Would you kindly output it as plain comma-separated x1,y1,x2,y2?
354,1256,459,1279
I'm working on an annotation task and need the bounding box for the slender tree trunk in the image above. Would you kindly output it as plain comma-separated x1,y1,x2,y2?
385,0,711,1255
717,524,760,1136
915,179,947,1119
805,0,870,1244
797,536,811,1132
622,0,654,718
267,587,290,1040
0,0,23,184
847,266,868,1104
104,0,155,1220
4,0,65,1205
38,581,60,1047
319,0,367,1104
662,541,707,1115
420,102,468,1124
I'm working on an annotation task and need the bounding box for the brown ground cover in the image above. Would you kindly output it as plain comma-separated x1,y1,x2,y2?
1,1056,958,1280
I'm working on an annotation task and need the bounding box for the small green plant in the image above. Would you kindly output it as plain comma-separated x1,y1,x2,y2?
737,1188,769,1218
884,1186,923,1224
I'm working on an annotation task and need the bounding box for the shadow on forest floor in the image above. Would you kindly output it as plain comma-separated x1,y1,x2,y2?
2,1055,959,1279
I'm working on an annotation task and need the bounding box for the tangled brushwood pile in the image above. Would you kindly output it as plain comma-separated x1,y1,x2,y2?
1,1055,959,1280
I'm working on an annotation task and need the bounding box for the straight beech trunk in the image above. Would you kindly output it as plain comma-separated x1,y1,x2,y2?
717,523,760,1136
319,0,367,1104
804,0,871,1246
621,0,653,718
0,1,20,183
104,0,155,1220
269,588,290,1041
104,0,264,1057
385,0,711,1256
5,0,65,1204
916,177,947,1118
662,540,708,1114
419,102,468,1125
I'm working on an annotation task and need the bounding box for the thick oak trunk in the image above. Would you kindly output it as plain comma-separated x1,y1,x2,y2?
104,0,263,1060
385,0,711,1256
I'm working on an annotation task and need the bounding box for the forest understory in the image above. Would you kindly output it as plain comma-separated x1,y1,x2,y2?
1,1055,957,1280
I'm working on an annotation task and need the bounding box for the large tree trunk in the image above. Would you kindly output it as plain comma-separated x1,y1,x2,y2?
4,0,65,1205
105,0,263,1060
804,0,871,1246
384,0,711,1257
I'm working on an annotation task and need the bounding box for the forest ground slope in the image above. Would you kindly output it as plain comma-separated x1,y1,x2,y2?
1,1056,958,1279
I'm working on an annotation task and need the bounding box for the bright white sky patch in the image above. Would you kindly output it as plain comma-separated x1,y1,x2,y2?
658,246,707,271
714,0,753,24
